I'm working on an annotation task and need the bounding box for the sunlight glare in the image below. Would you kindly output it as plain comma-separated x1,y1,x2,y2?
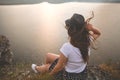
39,2,59,47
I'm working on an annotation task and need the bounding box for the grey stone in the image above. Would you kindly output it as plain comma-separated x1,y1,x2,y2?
0,35,13,65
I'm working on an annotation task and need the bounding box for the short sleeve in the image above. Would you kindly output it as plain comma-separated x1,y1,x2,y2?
60,43,70,58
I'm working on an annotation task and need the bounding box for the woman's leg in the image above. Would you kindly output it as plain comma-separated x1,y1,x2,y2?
35,53,59,73
35,64,50,73
45,53,59,64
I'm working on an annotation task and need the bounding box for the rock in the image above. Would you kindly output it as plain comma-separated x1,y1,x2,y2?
16,70,31,80
0,35,13,65
87,65,112,80
0,64,114,80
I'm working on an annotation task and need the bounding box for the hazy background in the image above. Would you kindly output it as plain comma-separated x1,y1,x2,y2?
0,2,120,64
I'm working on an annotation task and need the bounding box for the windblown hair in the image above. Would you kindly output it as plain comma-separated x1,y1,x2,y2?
65,14,90,62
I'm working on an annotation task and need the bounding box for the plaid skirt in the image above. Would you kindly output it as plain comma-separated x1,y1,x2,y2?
49,58,88,80
64,69,87,80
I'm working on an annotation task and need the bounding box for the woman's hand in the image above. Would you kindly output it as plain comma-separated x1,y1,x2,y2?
86,23,101,40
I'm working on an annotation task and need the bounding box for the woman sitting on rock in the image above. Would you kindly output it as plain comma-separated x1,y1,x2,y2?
31,13,101,80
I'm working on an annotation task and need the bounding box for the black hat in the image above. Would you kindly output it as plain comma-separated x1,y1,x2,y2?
65,13,85,29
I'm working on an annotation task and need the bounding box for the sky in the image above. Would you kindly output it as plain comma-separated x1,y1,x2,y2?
0,2,120,64
0,0,120,5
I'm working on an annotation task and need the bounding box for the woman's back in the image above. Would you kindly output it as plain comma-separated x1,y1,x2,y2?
60,42,89,73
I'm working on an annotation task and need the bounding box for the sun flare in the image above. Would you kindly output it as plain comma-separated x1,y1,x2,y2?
39,2,60,46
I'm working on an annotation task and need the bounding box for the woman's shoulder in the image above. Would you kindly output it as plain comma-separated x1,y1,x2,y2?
62,42,77,50
62,42,71,47
61,42,71,49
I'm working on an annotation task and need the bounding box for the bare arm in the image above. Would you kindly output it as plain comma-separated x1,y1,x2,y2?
86,23,101,40
49,53,67,75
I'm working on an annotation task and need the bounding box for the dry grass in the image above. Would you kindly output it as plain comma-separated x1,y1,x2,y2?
0,62,120,80
99,63,120,80
0,63,54,80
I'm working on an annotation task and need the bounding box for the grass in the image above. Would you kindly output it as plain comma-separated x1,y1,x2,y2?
0,61,120,80
99,63,120,80
0,62,54,80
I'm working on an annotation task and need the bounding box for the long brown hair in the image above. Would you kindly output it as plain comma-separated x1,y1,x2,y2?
65,14,91,62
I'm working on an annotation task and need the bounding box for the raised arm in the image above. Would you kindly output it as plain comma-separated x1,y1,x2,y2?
86,23,101,40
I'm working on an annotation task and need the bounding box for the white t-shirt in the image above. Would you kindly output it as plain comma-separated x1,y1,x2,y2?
60,42,90,73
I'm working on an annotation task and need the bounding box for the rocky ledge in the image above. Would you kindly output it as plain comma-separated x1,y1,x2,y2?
0,64,114,80
0,35,13,65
